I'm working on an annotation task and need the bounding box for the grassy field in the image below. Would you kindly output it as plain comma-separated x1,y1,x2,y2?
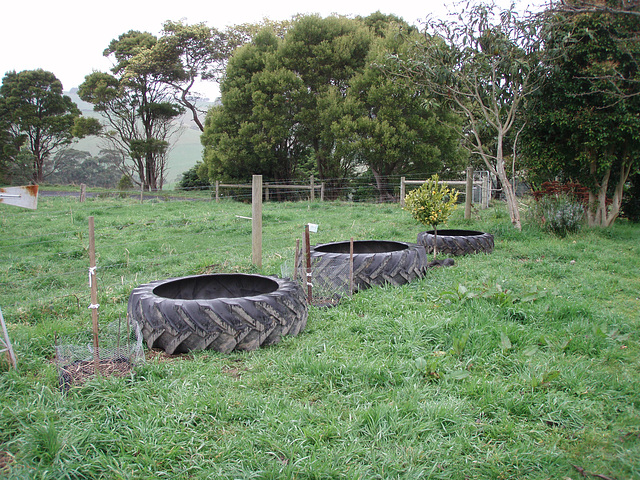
0,194,639,479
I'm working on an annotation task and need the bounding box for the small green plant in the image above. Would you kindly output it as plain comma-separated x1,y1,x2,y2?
451,330,470,356
440,283,477,303
404,174,459,259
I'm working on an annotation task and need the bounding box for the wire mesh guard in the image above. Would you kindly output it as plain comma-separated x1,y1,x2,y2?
282,251,353,307
55,318,144,392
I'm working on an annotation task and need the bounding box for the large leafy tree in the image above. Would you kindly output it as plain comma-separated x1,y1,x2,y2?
0,69,82,183
79,31,183,191
389,4,546,230
336,18,465,201
524,0,640,227
201,30,310,184
202,13,463,199
277,15,372,194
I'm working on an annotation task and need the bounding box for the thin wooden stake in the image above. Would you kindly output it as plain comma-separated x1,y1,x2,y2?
88,216,100,372
305,224,312,304
293,239,300,282
349,237,354,296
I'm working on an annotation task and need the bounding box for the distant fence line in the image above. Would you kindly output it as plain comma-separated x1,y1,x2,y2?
215,175,324,202
73,170,491,207
400,168,491,215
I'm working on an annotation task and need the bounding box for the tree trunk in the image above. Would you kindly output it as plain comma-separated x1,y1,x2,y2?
587,160,632,227
371,167,395,203
492,134,521,230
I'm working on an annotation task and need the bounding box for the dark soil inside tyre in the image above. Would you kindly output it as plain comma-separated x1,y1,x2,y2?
417,229,494,256
152,274,279,300
129,274,307,355
313,240,409,254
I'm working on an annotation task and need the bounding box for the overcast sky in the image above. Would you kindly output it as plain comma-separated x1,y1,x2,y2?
2,0,548,100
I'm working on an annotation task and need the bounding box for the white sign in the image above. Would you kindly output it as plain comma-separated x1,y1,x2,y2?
0,185,39,210
308,223,319,233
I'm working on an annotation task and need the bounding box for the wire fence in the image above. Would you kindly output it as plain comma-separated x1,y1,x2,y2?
48,171,492,204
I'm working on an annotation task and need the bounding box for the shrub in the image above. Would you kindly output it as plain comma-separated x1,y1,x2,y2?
177,164,211,191
404,174,459,258
534,193,585,236
117,174,134,191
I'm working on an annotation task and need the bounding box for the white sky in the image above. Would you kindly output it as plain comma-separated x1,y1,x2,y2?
2,0,548,100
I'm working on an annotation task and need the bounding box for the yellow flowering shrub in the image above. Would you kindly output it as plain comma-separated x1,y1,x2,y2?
404,174,459,229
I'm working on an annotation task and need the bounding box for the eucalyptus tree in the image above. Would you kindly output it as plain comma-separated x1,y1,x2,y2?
79,31,183,190
0,69,83,183
142,21,233,132
389,4,546,230
524,0,640,227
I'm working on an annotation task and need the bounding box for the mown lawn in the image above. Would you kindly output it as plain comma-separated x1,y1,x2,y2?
0,195,638,479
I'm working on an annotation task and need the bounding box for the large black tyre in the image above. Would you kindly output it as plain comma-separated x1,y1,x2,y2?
128,274,308,355
303,240,429,293
417,229,494,256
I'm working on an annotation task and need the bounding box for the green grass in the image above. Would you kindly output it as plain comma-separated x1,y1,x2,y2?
0,196,639,479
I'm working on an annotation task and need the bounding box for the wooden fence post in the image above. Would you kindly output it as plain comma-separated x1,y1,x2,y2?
80,184,86,203
215,180,219,202
400,177,406,207
320,182,325,202
465,167,473,219
252,175,262,268
310,175,315,201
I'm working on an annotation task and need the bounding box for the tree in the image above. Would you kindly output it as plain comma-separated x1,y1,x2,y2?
0,69,83,183
201,30,310,185
139,21,233,132
202,13,466,196
335,19,465,201
79,31,184,191
404,174,459,259
523,0,640,227
177,163,211,190
46,149,122,188
0,114,25,184
389,4,546,230
277,15,373,194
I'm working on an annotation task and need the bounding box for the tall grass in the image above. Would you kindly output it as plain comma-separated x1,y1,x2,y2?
0,196,638,479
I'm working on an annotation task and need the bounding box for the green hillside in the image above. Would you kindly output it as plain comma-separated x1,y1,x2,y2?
68,89,211,189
